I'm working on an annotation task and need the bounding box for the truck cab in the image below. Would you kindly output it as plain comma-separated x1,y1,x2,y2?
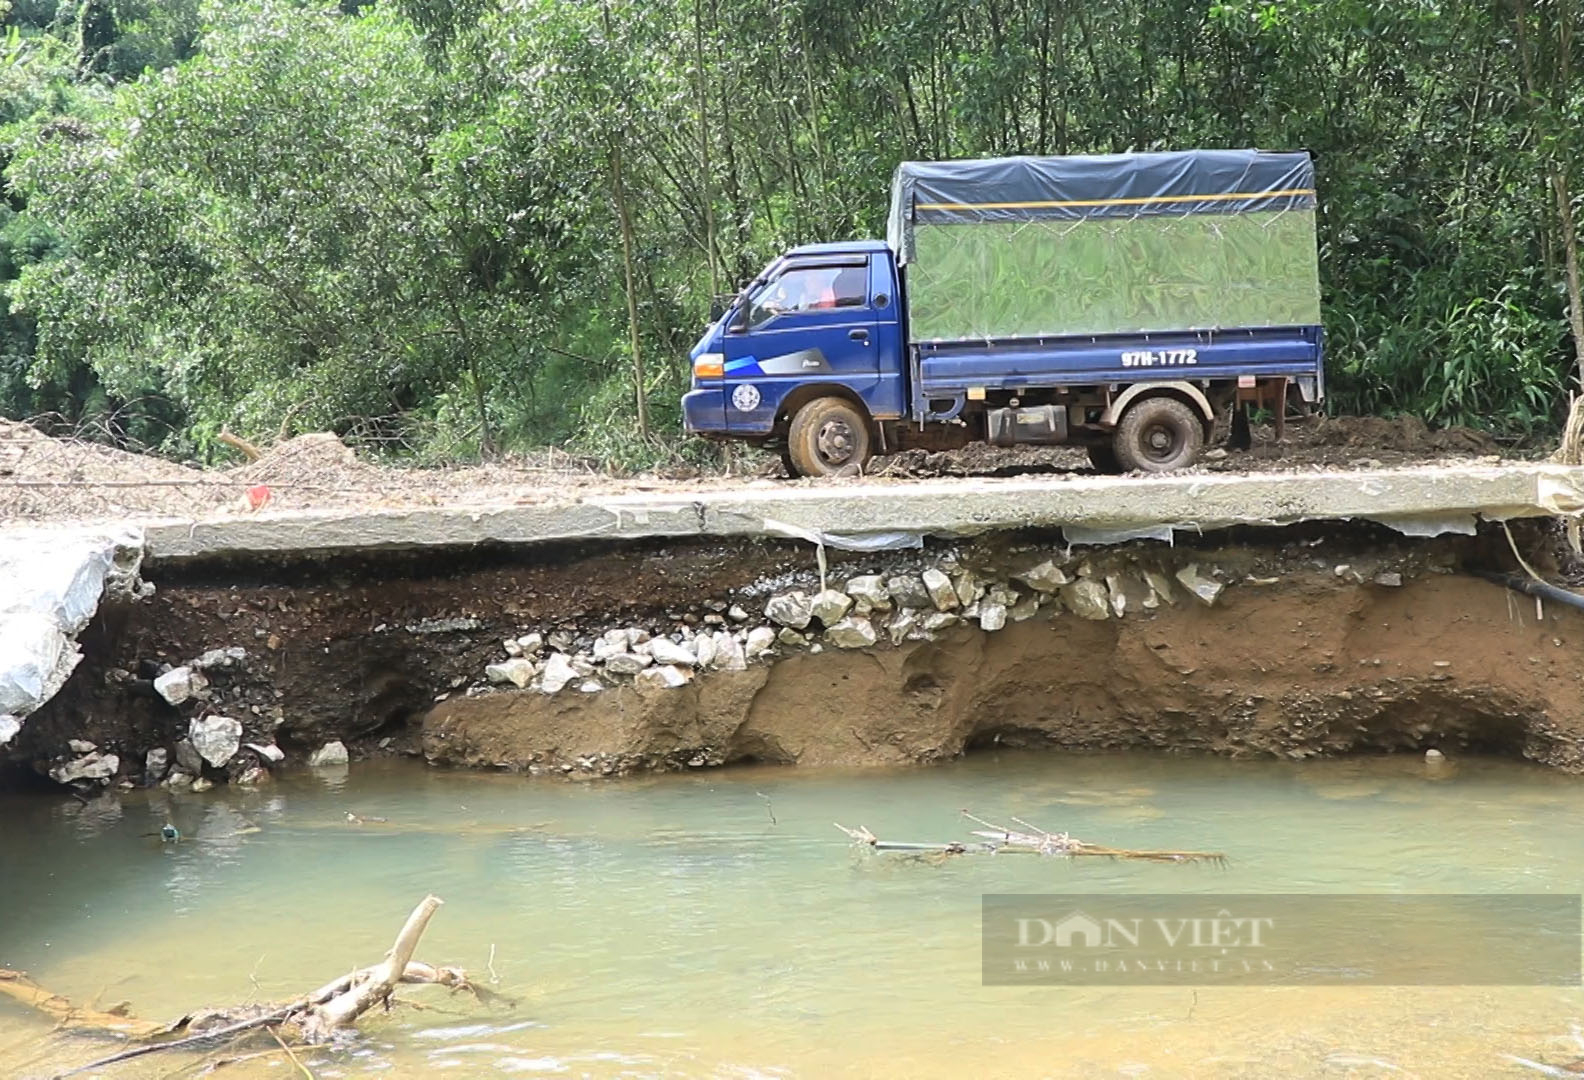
683,240,907,474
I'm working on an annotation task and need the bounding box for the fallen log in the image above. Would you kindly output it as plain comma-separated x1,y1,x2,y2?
835,810,1227,865
0,969,167,1040
48,895,498,1079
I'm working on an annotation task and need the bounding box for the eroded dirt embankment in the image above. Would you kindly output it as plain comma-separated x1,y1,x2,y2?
422,569,1584,771
9,520,1584,790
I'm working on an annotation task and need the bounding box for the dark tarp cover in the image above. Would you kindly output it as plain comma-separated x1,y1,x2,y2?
887,149,1314,262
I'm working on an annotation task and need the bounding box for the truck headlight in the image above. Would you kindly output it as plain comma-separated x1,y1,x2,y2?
692,352,724,379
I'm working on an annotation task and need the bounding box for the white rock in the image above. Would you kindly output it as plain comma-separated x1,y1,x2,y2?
1008,596,1041,622
826,617,877,649
649,638,697,667
810,588,854,626
190,776,214,793
516,632,544,654
1425,748,1445,762
194,646,246,671
503,638,524,657
604,652,651,675
844,575,892,610
569,656,596,677
175,738,203,774
538,653,580,693
626,627,651,646
635,664,688,691
51,751,119,784
1175,564,1225,606
485,658,536,688
777,628,807,646
887,608,919,644
1062,580,1113,620
728,605,750,622
591,632,629,662
154,666,207,705
745,626,777,659
693,632,718,669
765,591,814,629
952,571,985,607
1374,572,1404,587
1015,560,1071,592
714,631,747,671
886,575,933,608
145,747,169,779
188,715,241,767
921,569,959,611
0,715,18,747
68,738,96,754
246,741,285,764
1142,570,1177,606
577,679,603,693
922,611,959,631
308,740,349,767
979,603,1007,632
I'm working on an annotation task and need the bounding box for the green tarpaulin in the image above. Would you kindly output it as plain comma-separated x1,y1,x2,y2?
889,151,1322,342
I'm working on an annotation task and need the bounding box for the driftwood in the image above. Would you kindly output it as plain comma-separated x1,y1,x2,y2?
43,895,501,1079
835,810,1227,865
0,969,168,1039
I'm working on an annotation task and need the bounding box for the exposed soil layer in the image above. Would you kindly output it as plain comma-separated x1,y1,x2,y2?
9,521,1584,788
2,413,1512,522
422,570,1584,773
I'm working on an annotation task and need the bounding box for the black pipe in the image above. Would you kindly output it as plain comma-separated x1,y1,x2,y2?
1471,569,1584,613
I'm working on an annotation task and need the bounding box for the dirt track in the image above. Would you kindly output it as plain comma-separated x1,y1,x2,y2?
0,414,1515,524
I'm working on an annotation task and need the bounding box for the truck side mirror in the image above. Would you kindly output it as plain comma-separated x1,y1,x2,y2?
708,297,727,321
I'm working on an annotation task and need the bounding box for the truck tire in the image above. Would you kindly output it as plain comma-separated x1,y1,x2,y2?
786,397,872,477
1113,397,1204,473
1086,443,1122,474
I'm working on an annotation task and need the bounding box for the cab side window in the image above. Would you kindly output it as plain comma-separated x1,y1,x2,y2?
749,263,869,325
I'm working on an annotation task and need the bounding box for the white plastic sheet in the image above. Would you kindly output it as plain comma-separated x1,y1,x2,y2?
0,526,144,732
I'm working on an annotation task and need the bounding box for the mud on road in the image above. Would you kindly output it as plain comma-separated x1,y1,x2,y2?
1,414,1510,523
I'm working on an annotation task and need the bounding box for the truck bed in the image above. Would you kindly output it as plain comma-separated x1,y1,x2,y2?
912,325,1322,398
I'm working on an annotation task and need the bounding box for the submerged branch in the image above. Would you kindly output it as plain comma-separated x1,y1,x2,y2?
835,813,1227,865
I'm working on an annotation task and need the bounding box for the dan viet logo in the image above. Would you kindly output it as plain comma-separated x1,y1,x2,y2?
982,893,1583,986
1019,908,1275,950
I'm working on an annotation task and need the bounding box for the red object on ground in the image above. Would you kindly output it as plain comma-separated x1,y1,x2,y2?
245,484,272,510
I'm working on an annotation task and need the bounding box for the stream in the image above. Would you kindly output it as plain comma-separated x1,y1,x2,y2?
2,751,1582,1078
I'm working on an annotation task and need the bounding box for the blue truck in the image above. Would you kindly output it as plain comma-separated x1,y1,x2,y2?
683,149,1324,476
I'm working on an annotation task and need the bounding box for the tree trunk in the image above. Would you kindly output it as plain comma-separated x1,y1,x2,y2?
693,0,719,298
1553,171,1584,386
609,143,650,438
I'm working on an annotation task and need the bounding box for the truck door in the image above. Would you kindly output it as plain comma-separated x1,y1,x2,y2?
720,257,878,435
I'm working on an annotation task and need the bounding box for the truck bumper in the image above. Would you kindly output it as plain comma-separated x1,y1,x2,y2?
682,387,725,434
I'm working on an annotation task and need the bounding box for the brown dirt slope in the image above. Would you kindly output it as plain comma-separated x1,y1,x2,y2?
422,572,1584,773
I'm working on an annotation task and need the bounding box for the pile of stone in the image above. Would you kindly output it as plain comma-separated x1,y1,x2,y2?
475,553,1232,697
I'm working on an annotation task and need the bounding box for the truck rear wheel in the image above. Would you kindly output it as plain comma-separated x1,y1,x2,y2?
1114,397,1204,473
786,397,872,477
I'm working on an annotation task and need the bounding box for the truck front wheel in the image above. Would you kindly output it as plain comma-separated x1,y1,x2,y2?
786,397,873,477
1113,397,1204,473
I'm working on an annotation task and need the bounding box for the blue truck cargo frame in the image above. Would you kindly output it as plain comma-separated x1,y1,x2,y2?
682,149,1324,474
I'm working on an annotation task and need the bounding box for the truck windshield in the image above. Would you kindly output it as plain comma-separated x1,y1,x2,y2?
748,264,867,326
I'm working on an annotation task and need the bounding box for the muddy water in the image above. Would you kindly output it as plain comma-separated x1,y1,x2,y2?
2,753,1582,1078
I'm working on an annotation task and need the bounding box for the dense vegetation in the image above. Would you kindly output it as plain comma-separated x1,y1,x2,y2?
1,0,1581,465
